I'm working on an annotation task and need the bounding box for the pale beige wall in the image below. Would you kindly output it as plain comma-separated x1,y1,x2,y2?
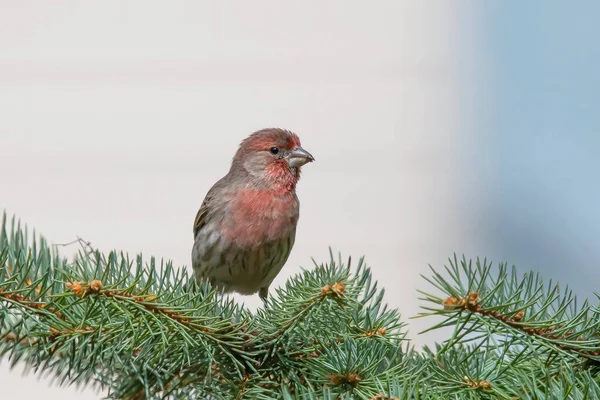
0,1,477,398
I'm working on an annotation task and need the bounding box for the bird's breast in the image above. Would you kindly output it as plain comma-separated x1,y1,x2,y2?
221,188,299,248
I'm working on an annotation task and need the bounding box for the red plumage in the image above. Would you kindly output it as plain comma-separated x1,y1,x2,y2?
192,128,314,300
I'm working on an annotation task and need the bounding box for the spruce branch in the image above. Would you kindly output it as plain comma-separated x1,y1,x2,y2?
1,211,600,399
417,255,600,362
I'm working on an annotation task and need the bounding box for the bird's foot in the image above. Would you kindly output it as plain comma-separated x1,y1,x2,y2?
259,287,268,303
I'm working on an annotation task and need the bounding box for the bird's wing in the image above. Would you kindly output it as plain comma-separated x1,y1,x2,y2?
193,176,230,239
193,197,211,239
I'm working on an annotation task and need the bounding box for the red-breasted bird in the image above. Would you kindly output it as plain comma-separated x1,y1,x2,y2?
192,128,314,301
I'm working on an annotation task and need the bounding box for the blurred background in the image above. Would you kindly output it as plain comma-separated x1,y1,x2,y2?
1,1,598,398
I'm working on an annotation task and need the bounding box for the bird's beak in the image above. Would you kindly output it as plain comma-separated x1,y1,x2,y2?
286,146,315,168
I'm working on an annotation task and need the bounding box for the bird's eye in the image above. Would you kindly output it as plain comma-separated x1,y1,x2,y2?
269,147,279,155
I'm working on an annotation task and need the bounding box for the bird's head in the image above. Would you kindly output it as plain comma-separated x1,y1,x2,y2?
232,128,314,191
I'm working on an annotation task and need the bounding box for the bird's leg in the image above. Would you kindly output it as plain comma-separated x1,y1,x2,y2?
259,287,268,303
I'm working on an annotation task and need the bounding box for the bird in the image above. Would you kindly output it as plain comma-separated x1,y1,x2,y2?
191,128,314,301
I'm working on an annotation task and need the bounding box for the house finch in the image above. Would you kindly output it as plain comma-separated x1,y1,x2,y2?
192,128,314,301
